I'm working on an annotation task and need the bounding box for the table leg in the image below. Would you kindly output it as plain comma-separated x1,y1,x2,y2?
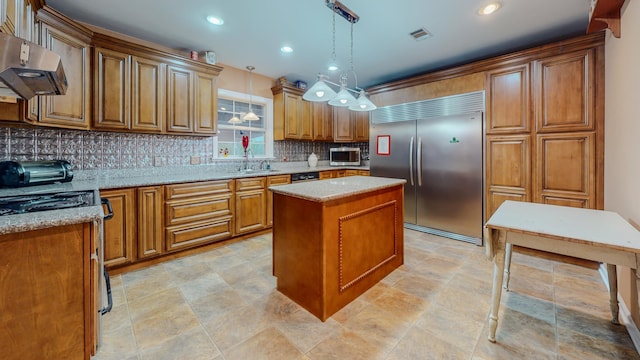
488,230,507,343
503,243,513,291
606,264,620,325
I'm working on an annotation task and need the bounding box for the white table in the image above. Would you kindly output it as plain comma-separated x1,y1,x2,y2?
484,200,640,343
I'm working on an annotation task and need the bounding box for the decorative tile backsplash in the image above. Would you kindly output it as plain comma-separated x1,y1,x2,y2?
0,126,368,170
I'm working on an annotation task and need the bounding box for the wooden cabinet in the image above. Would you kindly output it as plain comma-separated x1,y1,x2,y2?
353,111,369,142
267,174,291,227
535,132,596,208
333,107,353,142
0,223,95,360
0,0,17,34
272,81,314,140
235,177,267,235
164,180,233,252
166,65,218,135
534,49,595,133
319,170,333,180
486,64,531,134
1,0,35,40
311,102,333,141
486,135,531,217
166,65,194,134
93,47,130,130
101,188,137,268
587,0,626,38
93,48,165,133
37,11,92,129
137,186,164,259
194,71,218,134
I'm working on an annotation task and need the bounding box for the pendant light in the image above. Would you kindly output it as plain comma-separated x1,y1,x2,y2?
302,0,376,112
243,66,259,121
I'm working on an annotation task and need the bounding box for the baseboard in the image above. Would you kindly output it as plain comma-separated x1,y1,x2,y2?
598,264,640,352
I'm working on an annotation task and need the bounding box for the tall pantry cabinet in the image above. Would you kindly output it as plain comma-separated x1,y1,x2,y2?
485,36,604,217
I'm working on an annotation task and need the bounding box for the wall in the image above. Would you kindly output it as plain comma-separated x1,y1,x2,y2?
604,1,640,326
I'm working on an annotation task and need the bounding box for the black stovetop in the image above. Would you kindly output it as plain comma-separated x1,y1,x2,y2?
0,191,95,216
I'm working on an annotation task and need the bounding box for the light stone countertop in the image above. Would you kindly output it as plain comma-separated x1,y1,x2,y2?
0,162,370,235
269,176,406,202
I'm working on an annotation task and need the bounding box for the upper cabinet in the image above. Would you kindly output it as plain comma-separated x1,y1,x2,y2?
272,81,312,140
534,49,595,133
486,64,531,134
91,26,222,136
587,0,626,38
333,106,369,143
37,8,92,130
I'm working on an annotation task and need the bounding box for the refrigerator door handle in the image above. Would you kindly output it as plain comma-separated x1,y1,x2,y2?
417,137,423,186
409,136,414,186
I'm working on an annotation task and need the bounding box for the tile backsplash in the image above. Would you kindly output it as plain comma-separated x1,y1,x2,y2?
0,127,368,170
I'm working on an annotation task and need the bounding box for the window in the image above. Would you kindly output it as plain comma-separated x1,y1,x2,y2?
216,89,273,159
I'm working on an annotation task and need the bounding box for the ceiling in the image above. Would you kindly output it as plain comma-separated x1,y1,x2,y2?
44,0,591,89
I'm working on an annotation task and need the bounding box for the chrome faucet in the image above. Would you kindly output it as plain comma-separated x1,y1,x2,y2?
259,160,267,170
243,148,254,170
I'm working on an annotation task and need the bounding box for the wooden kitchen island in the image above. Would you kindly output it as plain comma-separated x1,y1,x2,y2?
270,176,405,321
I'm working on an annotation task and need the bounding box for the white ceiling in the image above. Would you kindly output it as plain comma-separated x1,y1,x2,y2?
44,0,591,89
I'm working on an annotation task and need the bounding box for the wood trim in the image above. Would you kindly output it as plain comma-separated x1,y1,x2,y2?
37,5,93,42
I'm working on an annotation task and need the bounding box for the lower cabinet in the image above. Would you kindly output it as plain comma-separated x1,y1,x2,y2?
0,223,95,360
321,169,368,178
137,186,164,259
267,174,291,227
101,188,137,268
164,180,233,252
235,177,267,235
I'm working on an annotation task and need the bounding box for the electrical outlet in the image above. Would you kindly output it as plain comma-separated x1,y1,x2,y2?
154,156,163,167
190,156,201,165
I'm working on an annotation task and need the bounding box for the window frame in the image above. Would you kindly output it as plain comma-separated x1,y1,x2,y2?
216,88,274,159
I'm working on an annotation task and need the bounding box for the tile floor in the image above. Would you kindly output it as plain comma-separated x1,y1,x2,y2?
94,229,640,360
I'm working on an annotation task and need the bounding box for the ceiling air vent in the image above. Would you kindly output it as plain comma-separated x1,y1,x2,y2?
409,27,432,41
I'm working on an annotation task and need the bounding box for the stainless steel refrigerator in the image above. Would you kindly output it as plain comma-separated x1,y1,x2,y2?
369,92,484,245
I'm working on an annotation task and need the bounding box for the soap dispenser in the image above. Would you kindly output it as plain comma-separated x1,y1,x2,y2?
308,152,318,168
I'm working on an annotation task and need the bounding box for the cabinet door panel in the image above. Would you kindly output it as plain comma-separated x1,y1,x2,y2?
486,135,530,191
165,194,232,226
102,188,136,268
40,23,90,129
541,196,589,208
94,48,130,130
132,56,164,132
194,71,217,134
267,174,290,227
167,66,193,133
535,132,595,204
235,189,266,235
333,107,353,142
534,49,594,132
487,192,526,219
353,111,369,142
486,64,530,133
284,92,301,138
137,186,164,258
165,217,232,252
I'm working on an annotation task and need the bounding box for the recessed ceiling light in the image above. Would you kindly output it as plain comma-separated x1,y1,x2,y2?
207,16,224,25
280,46,293,53
478,2,501,15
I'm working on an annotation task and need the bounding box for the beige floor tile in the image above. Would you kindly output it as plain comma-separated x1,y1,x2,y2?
131,302,201,350
224,326,305,360
330,296,370,324
556,305,635,348
415,303,485,347
391,272,446,301
127,287,186,322
483,306,557,357
139,326,220,360
386,324,471,360
229,273,276,302
251,290,303,322
557,327,640,360
501,291,556,324
122,265,175,301
342,304,413,355
178,273,229,303
369,286,430,322
203,304,271,351
218,261,259,285
276,310,342,353
307,328,386,360
188,287,248,324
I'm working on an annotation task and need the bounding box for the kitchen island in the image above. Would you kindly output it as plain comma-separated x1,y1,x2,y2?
270,176,405,321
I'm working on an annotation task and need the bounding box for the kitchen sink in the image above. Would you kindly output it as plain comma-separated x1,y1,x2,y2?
238,168,281,174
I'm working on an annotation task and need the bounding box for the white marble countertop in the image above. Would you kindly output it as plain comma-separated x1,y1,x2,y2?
269,176,406,202
0,162,370,234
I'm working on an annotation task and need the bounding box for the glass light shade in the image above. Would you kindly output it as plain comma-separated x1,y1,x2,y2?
348,90,377,111
328,87,357,107
303,79,337,102
228,116,242,124
243,110,259,121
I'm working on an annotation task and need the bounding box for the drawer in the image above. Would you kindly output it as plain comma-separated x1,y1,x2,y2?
235,177,266,192
165,180,233,200
165,194,233,226
267,174,291,186
165,216,233,252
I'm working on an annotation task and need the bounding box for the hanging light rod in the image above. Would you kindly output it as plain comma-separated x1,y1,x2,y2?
325,0,359,24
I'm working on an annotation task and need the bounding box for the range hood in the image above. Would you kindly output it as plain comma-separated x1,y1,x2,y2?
0,32,67,100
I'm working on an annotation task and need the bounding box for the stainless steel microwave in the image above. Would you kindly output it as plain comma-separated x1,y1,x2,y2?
330,147,360,166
